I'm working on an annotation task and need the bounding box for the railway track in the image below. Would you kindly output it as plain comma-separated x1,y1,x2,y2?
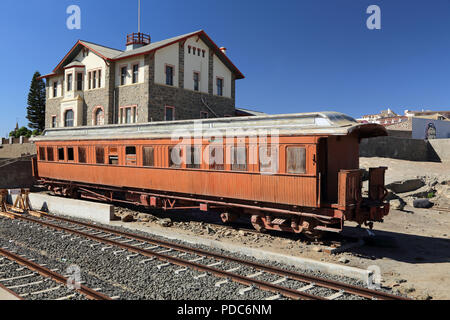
0,247,111,300
4,210,408,301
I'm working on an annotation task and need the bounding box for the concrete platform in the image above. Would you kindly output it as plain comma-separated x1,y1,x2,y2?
0,285,20,300
8,192,115,224
109,221,373,283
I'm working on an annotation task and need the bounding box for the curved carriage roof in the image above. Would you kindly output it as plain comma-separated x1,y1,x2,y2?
32,112,387,142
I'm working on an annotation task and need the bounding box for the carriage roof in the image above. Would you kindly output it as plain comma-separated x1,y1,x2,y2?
32,112,387,142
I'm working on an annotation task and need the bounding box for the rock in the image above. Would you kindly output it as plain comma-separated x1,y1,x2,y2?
312,246,322,253
121,214,134,222
139,218,150,223
338,257,350,264
413,199,434,209
158,218,172,227
206,226,215,234
386,179,425,194
390,199,406,210
224,231,232,237
238,230,246,236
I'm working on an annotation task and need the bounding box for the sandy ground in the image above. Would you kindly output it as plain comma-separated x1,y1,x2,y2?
113,157,450,300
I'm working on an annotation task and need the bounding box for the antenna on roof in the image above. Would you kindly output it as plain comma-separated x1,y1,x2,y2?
138,0,141,33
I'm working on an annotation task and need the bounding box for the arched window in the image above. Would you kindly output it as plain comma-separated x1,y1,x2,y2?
64,110,74,127
95,108,104,126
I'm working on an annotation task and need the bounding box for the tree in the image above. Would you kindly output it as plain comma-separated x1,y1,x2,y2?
26,71,46,134
9,126,33,138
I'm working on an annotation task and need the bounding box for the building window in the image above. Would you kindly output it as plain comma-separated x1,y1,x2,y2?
217,78,223,96
165,106,175,121
143,147,155,167
132,64,139,84
193,72,200,91
53,81,58,98
193,47,196,55
98,69,102,88
78,147,87,163
76,73,83,91
58,148,65,161
51,116,57,128
95,147,105,164
94,108,104,126
165,65,174,86
231,146,247,171
92,71,97,89
64,110,74,127
286,147,306,174
202,50,205,58
119,106,137,124
121,66,127,85
188,46,191,54
200,111,208,119
88,72,92,90
67,73,73,92
47,147,54,162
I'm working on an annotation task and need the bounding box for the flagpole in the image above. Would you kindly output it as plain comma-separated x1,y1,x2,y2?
138,0,141,33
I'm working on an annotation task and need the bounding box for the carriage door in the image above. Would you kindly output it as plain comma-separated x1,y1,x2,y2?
318,138,328,203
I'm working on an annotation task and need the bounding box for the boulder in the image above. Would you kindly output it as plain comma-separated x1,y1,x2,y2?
121,214,134,222
390,199,406,210
158,218,173,227
386,179,425,194
413,199,434,209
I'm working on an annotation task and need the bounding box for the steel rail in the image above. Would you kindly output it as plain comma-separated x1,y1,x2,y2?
0,282,24,300
0,247,111,300
11,214,323,300
33,212,406,300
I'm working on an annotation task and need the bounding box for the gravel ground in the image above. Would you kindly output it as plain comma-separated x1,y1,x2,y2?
0,213,402,300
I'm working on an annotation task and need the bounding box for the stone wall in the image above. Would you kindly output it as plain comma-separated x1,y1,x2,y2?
0,143,36,159
360,136,450,162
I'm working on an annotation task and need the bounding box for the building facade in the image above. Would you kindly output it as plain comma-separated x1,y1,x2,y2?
40,30,244,129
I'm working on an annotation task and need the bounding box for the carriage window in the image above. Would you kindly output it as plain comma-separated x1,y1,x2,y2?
58,148,65,161
168,147,182,168
47,147,54,162
286,147,306,174
143,147,154,167
209,146,224,170
39,147,46,161
109,156,119,165
231,146,247,171
259,145,279,174
187,146,201,169
96,147,105,164
125,146,137,166
67,147,74,161
78,147,87,163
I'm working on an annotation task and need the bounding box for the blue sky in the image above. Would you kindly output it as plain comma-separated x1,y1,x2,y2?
1,0,450,136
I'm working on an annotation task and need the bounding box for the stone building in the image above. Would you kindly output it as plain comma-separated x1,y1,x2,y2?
39,30,245,129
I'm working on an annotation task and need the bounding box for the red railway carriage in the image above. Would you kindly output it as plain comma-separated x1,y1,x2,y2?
32,112,389,238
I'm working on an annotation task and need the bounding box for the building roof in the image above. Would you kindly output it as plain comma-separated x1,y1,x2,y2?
32,112,387,142
39,30,244,80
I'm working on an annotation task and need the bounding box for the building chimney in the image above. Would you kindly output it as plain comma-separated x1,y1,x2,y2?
219,47,227,55
126,32,151,51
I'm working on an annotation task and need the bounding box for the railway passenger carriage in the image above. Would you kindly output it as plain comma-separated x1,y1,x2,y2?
32,112,390,239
